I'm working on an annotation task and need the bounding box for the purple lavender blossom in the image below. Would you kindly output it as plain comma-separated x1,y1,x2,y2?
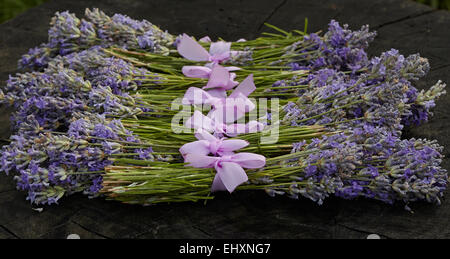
282,49,446,134
277,125,448,205
285,20,376,72
1,62,148,132
0,113,156,205
19,8,175,69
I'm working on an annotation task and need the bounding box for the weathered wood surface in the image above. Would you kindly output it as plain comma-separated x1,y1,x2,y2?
0,0,449,239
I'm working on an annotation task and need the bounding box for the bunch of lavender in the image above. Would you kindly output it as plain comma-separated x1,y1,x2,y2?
266,124,448,206
282,49,446,134
0,112,157,205
19,8,175,70
1,45,164,132
284,20,376,72
1,68,143,131
46,46,161,94
98,124,447,207
278,21,445,130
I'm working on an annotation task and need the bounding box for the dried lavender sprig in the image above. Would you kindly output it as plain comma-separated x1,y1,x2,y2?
2,54,151,131
0,113,158,205
263,124,447,205
277,21,444,129
281,49,446,133
47,46,159,94
19,8,175,70
402,80,447,127
285,19,376,72
5,83,142,132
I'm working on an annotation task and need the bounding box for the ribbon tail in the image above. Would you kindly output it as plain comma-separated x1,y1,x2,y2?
232,93,256,113
219,139,249,154
246,121,265,133
229,74,256,98
177,34,211,61
209,41,231,56
182,87,212,105
184,153,218,168
185,110,215,132
211,96,253,124
225,66,242,72
213,162,248,193
225,72,239,89
179,140,211,157
224,123,248,137
194,130,217,142
230,153,266,169
182,66,211,78
211,173,228,192
204,65,232,90
211,105,247,124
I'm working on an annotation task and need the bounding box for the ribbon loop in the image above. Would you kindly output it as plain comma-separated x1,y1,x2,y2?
180,131,249,158
182,66,211,78
177,34,232,64
185,111,264,136
177,34,211,62
183,150,266,193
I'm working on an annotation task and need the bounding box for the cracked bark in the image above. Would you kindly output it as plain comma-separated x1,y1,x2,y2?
433,64,450,71
0,224,20,239
192,226,213,238
0,189,15,194
373,9,437,29
337,223,392,239
257,0,288,31
70,220,111,239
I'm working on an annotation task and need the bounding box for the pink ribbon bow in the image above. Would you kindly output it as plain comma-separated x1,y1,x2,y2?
184,152,266,193
182,64,240,98
201,65,239,94
179,131,249,158
177,33,234,64
182,65,240,78
182,73,256,123
185,110,264,137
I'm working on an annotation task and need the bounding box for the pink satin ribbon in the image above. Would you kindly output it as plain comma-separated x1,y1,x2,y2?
185,110,264,137
182,132,265,193
182,73,256,123
177,33,234,64
182,65,241,79
182,64,242,98
179,131,249,157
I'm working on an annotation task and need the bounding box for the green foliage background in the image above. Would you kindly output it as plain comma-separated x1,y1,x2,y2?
0,0,48,23
416,0,450,9
0,0,449,24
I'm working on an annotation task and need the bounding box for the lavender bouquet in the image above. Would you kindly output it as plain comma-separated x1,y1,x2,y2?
0,8,447,210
